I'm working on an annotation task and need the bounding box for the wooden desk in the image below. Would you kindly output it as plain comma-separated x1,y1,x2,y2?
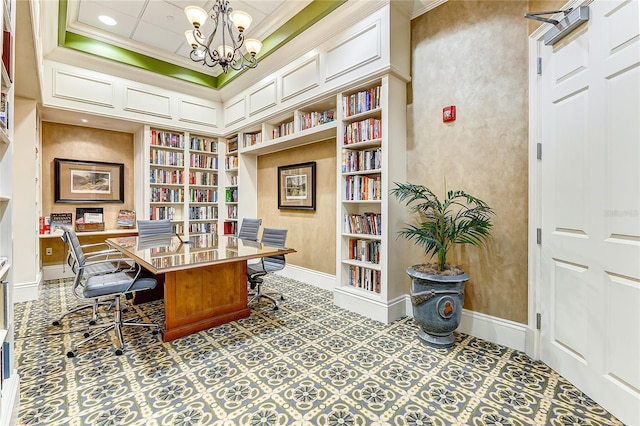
106,234,295,342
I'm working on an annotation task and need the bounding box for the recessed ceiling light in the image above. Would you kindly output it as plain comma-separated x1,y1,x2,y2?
81,119,88,123
98,15,117,26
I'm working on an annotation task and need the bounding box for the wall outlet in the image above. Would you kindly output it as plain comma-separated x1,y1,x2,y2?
45,248,53,256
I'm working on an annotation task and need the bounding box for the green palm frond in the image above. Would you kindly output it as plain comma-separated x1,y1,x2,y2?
391,182,495,272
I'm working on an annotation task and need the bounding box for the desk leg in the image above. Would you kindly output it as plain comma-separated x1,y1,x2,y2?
162,260,250,341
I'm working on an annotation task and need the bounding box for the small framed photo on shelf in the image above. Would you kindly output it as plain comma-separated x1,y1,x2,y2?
54,158,124,203
277,161,316,210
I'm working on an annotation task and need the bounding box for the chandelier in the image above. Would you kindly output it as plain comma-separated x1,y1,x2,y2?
184,0,262,74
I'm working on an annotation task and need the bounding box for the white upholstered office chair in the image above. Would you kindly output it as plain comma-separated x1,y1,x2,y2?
64,226,159,357
247,227,288,310
52,226,127,327
137,219,173,236
237,218,262,241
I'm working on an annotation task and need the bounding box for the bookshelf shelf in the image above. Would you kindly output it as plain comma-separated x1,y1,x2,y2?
242,121,337,156
0,195,8,202
341,258,382,270
341,233,382,241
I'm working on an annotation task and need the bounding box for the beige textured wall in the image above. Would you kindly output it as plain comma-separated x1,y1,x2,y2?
42,122,135,229
409,0,529,323
256,139,336,274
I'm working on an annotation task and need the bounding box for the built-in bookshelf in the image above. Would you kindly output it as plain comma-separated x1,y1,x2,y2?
335,75,408,322
146,127,219,237
0,0,17,420
223,135,239,236
149,128,185,234
187,135,219,235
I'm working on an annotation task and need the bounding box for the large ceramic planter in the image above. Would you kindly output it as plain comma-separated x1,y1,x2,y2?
407,265,468,348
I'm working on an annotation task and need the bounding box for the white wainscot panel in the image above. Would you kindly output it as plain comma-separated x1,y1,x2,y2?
249,80,277,116
281,56,319,102
179,100,218,128
553,259,588,361
53,69,115,108
225,98,246,126
123,87,171,118
326,21,381,81
606,272,640,391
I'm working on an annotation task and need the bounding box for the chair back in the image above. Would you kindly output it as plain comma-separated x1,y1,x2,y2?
137,219,173,236
237,218,262,241
61,225,86,272
260,227,288,271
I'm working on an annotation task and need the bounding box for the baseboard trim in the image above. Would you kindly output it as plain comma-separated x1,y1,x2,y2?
42,265,74,281
458,309,528,352
276,265,336,291
13,273,42,303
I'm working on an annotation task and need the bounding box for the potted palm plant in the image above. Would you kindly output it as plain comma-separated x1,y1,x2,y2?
391,182,495,347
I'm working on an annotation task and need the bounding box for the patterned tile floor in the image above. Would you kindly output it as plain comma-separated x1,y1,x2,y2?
14,276,622,425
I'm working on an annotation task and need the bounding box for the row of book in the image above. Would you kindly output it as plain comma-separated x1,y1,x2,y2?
344,212,382,235
300,109,335,130
189,205,218,220
344,118,382,145
273,120,294,138
189,222,218,234
190,153,218,170
225,155,238,170
151,130,184,148
348,238,381,264
343,86,381,117
150,206,176,220
225,188,238,203
189,171,217,186
342,148,382,173
227,204,238,219
150,149,184,167
189,189,217,203
226,136,239,153
347,265,381,294
151,187,184,203
227,175,238,186
223,221,237,235
150,169,183,185
189,136,217,153
344,175,381,201
0,92,8,133
243,132,262,147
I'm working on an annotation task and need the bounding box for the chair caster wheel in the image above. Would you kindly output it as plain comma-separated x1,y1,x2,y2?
273,305,279,311
115,349,123,356
280,296,285,301
89,320,96,326
52,320,61,326
83,332,91,338
66,351,76,358
122,308,128,313
152,329,160,335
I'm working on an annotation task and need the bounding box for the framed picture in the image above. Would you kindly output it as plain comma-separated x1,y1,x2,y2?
278,161,316,210
54,158,124,203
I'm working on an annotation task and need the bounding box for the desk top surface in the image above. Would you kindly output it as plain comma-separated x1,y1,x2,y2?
106,234,294,274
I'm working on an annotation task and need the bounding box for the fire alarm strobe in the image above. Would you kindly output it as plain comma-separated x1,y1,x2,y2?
443,105,456,122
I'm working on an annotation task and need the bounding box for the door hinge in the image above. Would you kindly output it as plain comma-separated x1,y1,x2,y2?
537,57,543,75
536,228,542,244
536,313,541,330
537,143,542,160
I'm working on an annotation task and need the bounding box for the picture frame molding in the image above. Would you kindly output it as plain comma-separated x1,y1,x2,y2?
54,158,125,203
277,161,316,210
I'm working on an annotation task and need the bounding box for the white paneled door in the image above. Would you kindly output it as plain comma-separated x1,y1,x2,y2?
538,0,640,424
